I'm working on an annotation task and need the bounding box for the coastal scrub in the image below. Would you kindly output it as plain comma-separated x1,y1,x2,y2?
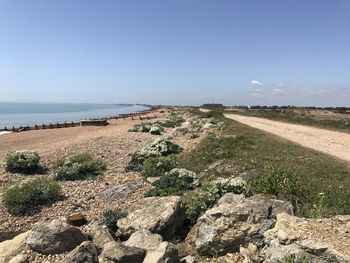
2,177,62,215
4,150,41,174
53,153,106,181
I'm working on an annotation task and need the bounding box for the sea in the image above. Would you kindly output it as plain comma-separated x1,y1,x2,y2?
0,102,149,130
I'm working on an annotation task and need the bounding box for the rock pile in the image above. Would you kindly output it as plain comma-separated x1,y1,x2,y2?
1,191,350,263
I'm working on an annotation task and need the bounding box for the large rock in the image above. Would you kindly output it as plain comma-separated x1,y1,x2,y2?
97,183,143,204
124,230,179,263
64,241,99,263
117,196,186,239
91,223,116,249
26,219,86,254
143,242,180,263
98,242,146,263
124,230,163,250
263,213,350,263
186,194,293,256
0,231,30,263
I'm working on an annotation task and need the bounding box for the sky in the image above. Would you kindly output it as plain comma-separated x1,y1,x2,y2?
0,0,349,106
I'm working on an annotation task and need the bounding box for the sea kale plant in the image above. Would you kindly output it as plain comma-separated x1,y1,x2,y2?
53,153,106,181
186,177,246,224
4,150,41,174
144,168,198,197
125,139,182,172
128,122,164,135
2,177,62,215
141,155,178,178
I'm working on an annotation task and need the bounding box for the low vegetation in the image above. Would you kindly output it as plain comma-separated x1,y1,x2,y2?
179,109,350,218
4,150,41,174
53,153,106,181
125,139,182,172
2,177,62,215
144,168,198,197
186,177,246,224
141,155,178,178
103,209,127,232
250,166,301,207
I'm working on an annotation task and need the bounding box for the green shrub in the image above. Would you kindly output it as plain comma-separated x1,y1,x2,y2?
186,190,217,225
141,156,178,178
203,177,246,197
4,150,40,174
250,166,300,202
185,177,246,224
2,177,62,214
125,139,182,172
156,116,185,128
103,209,127,231
53,153,106,181
144,172,196,197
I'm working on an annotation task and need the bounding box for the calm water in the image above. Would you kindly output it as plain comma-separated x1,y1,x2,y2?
0,103,149,129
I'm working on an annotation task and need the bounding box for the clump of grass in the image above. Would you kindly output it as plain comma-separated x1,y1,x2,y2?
249,166,301,206
53,153,106,181
4,150,41,174
2,177,62,215
103,209,127,232
141,155,178,178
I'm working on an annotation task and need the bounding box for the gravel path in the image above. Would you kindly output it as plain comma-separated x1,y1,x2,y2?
225,114,350,162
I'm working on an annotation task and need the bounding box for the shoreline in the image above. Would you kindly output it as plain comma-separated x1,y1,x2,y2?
0,105,159,134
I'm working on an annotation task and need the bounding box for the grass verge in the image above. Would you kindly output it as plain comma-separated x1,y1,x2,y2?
179,109,350,218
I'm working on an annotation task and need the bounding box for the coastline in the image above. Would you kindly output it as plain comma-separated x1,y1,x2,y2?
0,104,158,134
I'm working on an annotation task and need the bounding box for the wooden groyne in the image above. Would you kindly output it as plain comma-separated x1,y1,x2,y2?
0,107,160,133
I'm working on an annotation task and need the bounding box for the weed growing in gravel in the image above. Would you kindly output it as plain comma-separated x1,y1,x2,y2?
2,177,62,215
4,150,41,174
53,153,106,181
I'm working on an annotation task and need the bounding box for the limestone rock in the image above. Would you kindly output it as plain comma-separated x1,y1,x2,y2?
26,219,86,254
124,230,163,251
117,196,186,239
64,241,99,263
8,254,29,263
98,242,146,263
186,194,293,256
143,241,180,263
0,231,30,263
91,223,116,249
263,212,350,262
97,183,143,204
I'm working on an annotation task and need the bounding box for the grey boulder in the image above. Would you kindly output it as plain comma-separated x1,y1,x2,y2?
186,193,293,256
26,219,86,254
98,242,146,263
64,241,99,263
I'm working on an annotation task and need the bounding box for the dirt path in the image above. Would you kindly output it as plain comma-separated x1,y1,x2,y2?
224,114,350,162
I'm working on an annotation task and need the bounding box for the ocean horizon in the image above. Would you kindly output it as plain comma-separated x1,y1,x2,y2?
0,102,149,129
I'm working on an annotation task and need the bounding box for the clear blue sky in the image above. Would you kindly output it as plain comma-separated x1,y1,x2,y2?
0,0,349,106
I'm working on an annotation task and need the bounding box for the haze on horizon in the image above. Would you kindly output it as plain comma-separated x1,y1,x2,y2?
0,0,349,107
